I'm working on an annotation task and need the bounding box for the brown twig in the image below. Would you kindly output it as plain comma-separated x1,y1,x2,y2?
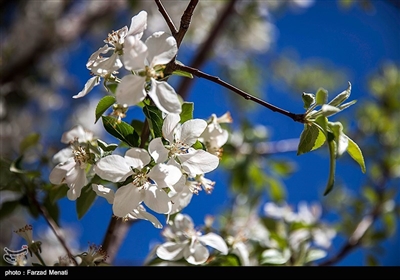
176,0,238,99
173,64,305,123
30,191,78,266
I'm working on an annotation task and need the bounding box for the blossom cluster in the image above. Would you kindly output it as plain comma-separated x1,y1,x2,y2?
48,11,232,228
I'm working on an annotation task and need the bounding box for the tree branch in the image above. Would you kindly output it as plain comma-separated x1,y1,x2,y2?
176,0,238,99
154,0,178,37
174,64,305,123
30,190,78,266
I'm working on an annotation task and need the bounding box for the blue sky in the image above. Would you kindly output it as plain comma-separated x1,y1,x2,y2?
27,0,400,266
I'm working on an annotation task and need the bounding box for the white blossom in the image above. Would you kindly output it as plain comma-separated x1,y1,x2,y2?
92,184,163,229
94,148,182,217
156,213,228,265
49,125,95,200
116,31,181,114
199,112,232,157
148,114,219,177
73,11,148,99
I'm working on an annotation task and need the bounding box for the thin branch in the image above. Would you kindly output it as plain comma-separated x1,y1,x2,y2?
175,0,199,48
154,0,178,36
318,206,380,266
174,64,305,123
176,0,238,99
30,192,78,266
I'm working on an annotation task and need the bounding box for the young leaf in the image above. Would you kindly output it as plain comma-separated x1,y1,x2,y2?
316,88,328,105
172,69,194,79
97,139,118,152
180,102,194,123
76,183,97,219
95,96,116,123
19,133,40,154
328,121,349,157
101,116,139,147
297,123,321,155
338,99,357,111
328,82,351,107
345,135,366,173
323,133,336,196
321,104,341,117
302,92,315,110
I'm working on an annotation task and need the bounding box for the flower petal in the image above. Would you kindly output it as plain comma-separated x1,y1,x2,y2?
148,163,182,189
145,32,177,67
113,183,143,217
94,155,133,182
162,114,180,143
156,242,185,261
122,36,148,71
148,137,169,163
148,80,181,115
199,232,228,255
179,150,219,176
92,184,115,204
129,205,163,229
143,185,171,214
179,119,207,146
127,11,147,38
183,241,209,265
124,147,151,168
116,75,146,106
73,76,100,99
65,166,87,200
61,125,93,143
49,158,76,185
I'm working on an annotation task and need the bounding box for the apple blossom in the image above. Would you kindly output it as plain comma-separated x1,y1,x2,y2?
73,11,148,99
93,148,182,217
148,114,219,177
116,31,181,114
199,112,232,158
49,125,96,200
155,213,228,265
92,184,163,229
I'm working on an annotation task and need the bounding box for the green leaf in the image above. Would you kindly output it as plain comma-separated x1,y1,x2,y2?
76,183,97,220
192,140,205,150
9,156,41,177
338,99,357,111
97,139,118,153
302,93,315,109
297,123,321,155
328,82,351,107
48,185,68,204
0,200,20,220
172,69,193,79
323,134,336,196
19,133,40,154
321,104,341,117
328,122,349,157
316,88,328,105
143,105,163,138
105,83,118,94
345,135,366,173
101,116,139,147
266,176,286,202
180,102,194,123
95,96,116,123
